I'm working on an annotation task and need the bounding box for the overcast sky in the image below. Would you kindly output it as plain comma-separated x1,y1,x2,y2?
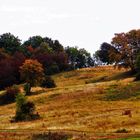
0,0,140,54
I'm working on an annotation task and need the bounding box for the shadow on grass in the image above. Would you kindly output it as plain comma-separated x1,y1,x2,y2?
108,71,135,81
0,89,47,106
0,92,16,106
85,71,134,84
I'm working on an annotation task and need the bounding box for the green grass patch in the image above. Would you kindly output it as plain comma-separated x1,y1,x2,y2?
107,137,140,140
116,138,140,140
103,83,140,101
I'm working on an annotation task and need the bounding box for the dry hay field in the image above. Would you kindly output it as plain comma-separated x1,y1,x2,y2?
1,66,140,139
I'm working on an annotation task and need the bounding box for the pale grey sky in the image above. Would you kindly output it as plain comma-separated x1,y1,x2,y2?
0,0,140,54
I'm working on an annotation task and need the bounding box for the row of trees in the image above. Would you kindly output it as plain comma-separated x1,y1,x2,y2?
95,29,140,78
0,33,94,89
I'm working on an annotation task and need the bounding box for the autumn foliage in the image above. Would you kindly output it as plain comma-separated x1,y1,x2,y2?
20,59,45,86
0,32,93,90
96,29,140,73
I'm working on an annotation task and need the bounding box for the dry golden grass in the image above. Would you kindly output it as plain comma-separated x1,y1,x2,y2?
0,66,140,139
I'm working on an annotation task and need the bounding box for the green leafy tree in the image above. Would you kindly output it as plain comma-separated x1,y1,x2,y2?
33,42,53,55
65,46,79,69
43,37,64,52
65,46,93,69
23,36,44,49
13,93,39,122
0,33,21,54
95,42,116,64
53,40,64,52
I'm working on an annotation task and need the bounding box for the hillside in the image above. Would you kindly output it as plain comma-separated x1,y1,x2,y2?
1,66,140,139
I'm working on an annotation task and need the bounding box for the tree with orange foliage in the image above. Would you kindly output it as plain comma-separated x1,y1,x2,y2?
20,59,45,93
111,29,140,72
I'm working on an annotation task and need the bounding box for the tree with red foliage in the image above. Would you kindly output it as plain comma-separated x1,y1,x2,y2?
0,58,16,89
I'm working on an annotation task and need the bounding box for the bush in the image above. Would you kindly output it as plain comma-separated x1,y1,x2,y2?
24,83,31,95
0,85,20,105
12,93,40,122
32,132,70,140
41,76,56,88
45,64,60,75
115,128,129,133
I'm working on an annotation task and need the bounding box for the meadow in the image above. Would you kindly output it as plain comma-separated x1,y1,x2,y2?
0,66,140,139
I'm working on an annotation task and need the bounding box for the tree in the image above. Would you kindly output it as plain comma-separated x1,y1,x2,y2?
53,40,64,52
53,52,69,71
65,46,93,69
95,42,115,64
65,46,79,69
43,37,64,52
13,93,39,122
0,52,25,89
23,36,64,57
38,42,53,53
134,54,140,80
0,58,17,89
0,48,9,61
12,52,26,82
0,33,21,54
20,59,45,93
32,52,55,74
111,30,140,71
76,48,91,68
95,29,140,71
23,36,44,49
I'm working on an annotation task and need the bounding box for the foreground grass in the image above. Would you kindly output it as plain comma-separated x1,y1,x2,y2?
0,66,140,139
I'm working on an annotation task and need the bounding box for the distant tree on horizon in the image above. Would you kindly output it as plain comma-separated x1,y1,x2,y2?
0,33,21,54
95,29,140,72
65,46,94,69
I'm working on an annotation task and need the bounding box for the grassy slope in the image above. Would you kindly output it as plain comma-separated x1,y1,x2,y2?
1,66,140,139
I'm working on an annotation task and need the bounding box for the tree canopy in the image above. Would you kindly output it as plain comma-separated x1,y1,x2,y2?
20,59,45,86
0,33,21,54
95,29,140,72
0,32,94,89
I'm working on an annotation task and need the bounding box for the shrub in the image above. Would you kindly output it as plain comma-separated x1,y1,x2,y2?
32,132,70,140
41,76,56,88
135,73,140,81
115,128,129,133
0,85,20,105
6,85,20,98
45,64,60,75
24,83,31,95
12,93,40,122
